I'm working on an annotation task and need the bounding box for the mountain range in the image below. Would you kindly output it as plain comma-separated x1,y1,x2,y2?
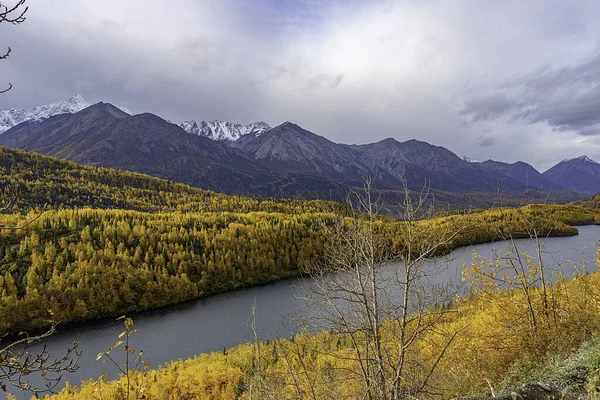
0,102,275,195
180,120,270,142
0,102,351,198
0,96,596,207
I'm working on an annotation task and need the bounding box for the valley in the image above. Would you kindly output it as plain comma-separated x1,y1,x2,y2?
0,96,599,399
3,1,600,396
0,97,592,210
17,226,600,400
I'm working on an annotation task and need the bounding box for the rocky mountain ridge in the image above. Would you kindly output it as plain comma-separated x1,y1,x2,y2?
542,155,600,194
0,94,130,133
0,100,594,202
180,120,270,142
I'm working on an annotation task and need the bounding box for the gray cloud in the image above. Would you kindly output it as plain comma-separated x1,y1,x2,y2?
476,136,496,147
462,55,600,135
306,74,344,91
461,94,514,122
1,0,600,170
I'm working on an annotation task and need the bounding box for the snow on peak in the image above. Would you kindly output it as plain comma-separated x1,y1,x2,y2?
180,120,271,142
0,95,130,133
562,155,599,164
578,155,597,163
463,156,480,163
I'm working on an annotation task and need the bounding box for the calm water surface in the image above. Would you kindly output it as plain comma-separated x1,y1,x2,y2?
11,225,600,399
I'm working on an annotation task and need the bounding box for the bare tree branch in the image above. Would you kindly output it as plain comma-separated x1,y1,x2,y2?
0,1,28,93
283,176,468,399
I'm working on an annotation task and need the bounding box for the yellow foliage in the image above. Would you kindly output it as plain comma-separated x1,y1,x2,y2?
43,270,600,400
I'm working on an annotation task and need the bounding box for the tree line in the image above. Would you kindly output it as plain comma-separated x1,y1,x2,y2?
0,200,596,334
0,146,346,214
0,208,336,333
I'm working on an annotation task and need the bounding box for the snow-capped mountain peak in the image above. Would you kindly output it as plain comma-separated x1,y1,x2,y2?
463,156,481,163
0,94,130,133
576,155,598,163
180,120,271,142
561,155,599,165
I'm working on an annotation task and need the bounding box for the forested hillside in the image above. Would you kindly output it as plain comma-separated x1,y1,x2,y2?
0,146,345,214
0,209,335,332
0,147,598,399
0,198,595,334
0,147,597,334
571,192,600,209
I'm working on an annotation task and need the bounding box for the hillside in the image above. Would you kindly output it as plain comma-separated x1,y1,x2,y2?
0,146,344,214
0,148,597,400
0,102,589,209
0,147,353,334
543,156,600,194
0,172,595,336
43,223,600,400
481,160,562,190
571,192,600,209
351,138,524,192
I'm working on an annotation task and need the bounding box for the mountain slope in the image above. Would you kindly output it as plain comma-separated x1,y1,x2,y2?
0,94,129,133
233,125,564,194
543,156,600,194
0,103,279,195
180,120,270,142
481,160,562,191
0,101,586,204
232,122,407,188
0,145,345,214
349,138,525,192
0,104,356,199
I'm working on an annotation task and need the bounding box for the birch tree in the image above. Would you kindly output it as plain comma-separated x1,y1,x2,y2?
289,178,465,399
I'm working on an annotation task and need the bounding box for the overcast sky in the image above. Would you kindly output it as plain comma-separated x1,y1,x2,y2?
1,0,599,171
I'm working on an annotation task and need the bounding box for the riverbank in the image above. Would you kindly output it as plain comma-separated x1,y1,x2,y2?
41,227,600,400
4,226,595,400
0,203,595,335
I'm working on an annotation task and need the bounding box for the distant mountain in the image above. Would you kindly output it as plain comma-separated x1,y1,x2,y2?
0,94,130,133
0,100,585,205
233,125,527,193
543,156,600,194
231,122,401,187
481,160,562,191
180,120,270,142
0,103,355,199
0,102,280,195
350,138,525,192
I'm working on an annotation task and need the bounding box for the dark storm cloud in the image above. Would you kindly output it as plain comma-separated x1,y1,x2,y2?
462,55,600,135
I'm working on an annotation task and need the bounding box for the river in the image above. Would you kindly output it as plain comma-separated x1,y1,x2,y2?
9,225,600,399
